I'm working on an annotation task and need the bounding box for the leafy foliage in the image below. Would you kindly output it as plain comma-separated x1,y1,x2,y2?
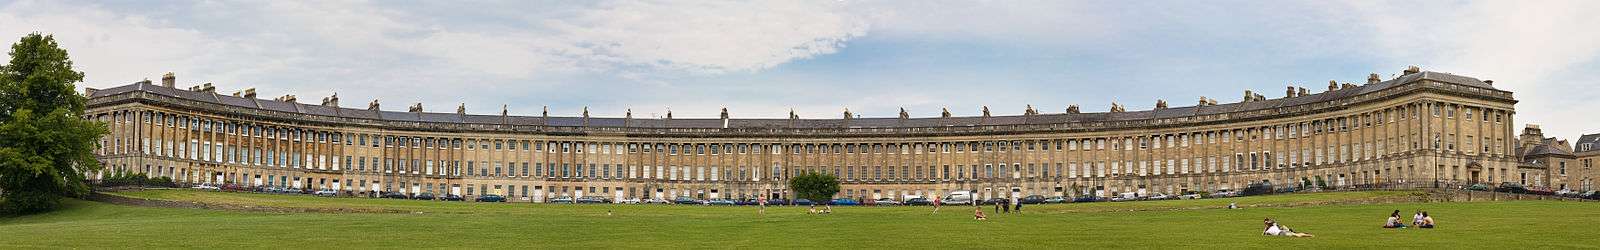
787,171,839,202
97,172,176,188
0,33,107,215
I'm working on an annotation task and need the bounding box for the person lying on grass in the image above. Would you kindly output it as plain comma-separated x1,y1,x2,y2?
1263,218,1313,237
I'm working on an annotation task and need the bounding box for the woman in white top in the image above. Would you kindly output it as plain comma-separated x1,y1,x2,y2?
1384,210,1407,228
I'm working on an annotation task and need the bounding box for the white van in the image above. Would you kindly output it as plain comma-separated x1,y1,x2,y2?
942,191,974,205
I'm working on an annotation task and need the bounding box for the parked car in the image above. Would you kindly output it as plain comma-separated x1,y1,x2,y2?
1043,196,1067,204
1144,193,1172,200
673,196,702,205
1020,195,1047,204
439,194,465,201
980,198,1007,205
475,194,507,202
708,199,737,206
283,188,304,194
1466,183,1490,191
382,191,409,199
314,189,339,197
904,197,932,206
1527,189,1556,196
793,199,815,206
643,198,669,204
829,198,860,206
1210,189,1238,198
1495,182,1528,194
872,198,901,206
1072,196,1102,203
942,191,974,205
1555,189,1579,197
577,196,610,204
412,192,436,200
620,198,642,204
1275,186,1298,194
192,184,221,190
1584,191,1600,200
766,198,789,206
1178,192,1204,200
1241,182,1274,196
550,196,576,203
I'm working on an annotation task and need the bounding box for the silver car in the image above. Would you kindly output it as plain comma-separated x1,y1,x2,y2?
873,198,901,206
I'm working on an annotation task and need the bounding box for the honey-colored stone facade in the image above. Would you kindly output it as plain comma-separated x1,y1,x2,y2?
84,69,1521,202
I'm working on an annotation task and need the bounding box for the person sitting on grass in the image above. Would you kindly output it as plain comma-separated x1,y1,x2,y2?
1384,210,1408,228
808,204,817,214
823,204,833,214
1420,212,1435,228
1412,211,1424,226
1263,218,1313,237
974,207,988,221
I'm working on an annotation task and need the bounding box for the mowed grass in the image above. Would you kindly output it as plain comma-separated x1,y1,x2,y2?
2,190,1598,249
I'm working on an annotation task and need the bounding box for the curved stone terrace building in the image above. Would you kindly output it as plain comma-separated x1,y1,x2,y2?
84,67,1519,202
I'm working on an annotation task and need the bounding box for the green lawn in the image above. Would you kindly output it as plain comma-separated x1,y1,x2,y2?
2,190,1597,249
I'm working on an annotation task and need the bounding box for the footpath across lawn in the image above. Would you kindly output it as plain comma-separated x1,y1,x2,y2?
1,190,1596,249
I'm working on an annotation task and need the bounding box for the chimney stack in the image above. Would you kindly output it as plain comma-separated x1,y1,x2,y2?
275,94,297,103
721,107,731,128
161,72,176,88
1286,86,1297,98
1403,65,1421,75
409,103,424,113
242,88,257,99
368,99,380,111
1328,80,1338,92
321,93,340,107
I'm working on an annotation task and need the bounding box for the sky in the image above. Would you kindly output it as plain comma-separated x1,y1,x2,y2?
1,0,1596,139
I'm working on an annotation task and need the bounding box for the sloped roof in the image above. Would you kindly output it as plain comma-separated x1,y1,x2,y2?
86,71,1505,130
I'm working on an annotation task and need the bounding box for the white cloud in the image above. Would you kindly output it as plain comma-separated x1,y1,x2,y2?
1338,0,1600,139
0,0,226,89
539,0,869,74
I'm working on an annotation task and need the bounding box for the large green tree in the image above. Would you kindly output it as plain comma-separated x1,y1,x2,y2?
788,171,840,203
0,33,106,215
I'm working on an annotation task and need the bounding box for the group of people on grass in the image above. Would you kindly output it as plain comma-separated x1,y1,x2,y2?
1385,210,1436,229
973,197,1026,220
1263,208,1439,238
807,204,833,214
